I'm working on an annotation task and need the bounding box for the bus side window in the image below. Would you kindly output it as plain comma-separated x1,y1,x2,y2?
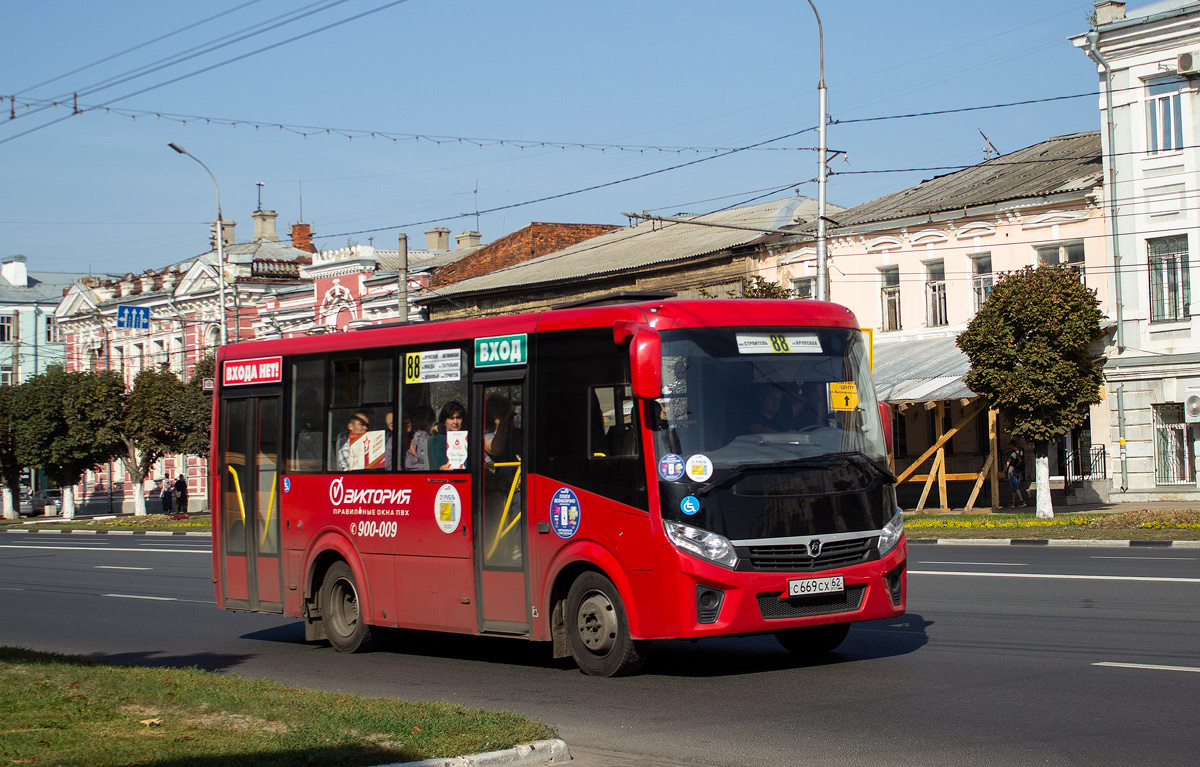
328,357,394,472
402,349,468,472
289,359,324,473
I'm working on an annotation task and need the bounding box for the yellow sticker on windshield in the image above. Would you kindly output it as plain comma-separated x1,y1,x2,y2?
828,382,859,411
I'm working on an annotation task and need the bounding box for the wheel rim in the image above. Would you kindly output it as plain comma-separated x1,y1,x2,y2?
576,590,617,655
328,578,360,638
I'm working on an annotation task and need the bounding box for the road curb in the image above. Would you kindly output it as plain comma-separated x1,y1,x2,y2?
910,538,1200,547
376,738,571,767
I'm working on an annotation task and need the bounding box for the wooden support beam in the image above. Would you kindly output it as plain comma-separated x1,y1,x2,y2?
935,402,948,511
964,447,996,514
896,398,988,484
915,451,944,513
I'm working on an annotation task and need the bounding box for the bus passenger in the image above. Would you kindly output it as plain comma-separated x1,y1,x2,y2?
406,405,435,470
428,401,467,470
748,385,788,434
336,411,372,471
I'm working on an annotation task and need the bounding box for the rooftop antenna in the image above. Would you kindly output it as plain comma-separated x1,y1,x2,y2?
256,182,264,211
980,131,998,160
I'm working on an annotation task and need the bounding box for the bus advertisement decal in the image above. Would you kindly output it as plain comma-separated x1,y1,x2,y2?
550,487,581,539
435,483,462,534
658,454,684,482
685,454,713,482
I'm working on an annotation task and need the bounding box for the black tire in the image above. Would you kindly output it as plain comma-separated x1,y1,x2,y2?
319,561,380,653
565,571,650,677
775,622,851,656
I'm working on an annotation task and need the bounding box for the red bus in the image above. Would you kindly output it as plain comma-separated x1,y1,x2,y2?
211,298,906,676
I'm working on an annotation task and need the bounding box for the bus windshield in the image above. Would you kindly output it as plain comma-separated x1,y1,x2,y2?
651,326,894,540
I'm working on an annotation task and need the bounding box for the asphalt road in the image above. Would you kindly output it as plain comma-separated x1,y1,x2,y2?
1,532,1197,766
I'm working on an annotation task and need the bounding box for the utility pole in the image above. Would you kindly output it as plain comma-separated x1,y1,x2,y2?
806,0,829,302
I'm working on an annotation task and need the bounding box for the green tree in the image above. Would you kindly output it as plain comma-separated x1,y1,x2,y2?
957,266,1104,518
0,388,23,520
172,354,216,458
701,275,796,299
10,366,125,518
121,367,188,516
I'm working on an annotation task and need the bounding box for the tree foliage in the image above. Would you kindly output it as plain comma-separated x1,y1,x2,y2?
0,388,22,517
701,275,796,299
123,367,188,479
957,266,1104,443
172,355,216,457
10,365,125,490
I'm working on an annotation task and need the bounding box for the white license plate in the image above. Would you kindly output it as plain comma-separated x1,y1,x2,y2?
788,575,845,597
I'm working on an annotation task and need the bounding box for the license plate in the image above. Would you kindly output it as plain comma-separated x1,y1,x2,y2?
787,575,845,597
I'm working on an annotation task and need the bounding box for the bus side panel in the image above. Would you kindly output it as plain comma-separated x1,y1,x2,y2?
283,549,305,617
527,475,660,640
392,557,477,634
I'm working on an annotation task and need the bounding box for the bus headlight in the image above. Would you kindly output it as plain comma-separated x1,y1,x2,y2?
664,520,738,569
878,507,905,557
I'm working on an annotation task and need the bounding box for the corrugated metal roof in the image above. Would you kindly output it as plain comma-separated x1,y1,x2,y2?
833,132,1102,230
872,335,976,403
0,271,97,304
423,198,817,299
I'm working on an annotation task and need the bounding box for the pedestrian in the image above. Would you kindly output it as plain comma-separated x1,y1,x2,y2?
159,479,173,513
173,474,188,514
1006,440,1026,508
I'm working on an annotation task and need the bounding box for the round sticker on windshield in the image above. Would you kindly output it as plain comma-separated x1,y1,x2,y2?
681,496,700,516
685,454,714,482
658,454,685,482
434,483,461,534
550,487,581,539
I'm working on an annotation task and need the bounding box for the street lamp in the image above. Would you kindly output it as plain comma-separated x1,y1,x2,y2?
806,0,829,302
168,142,227,345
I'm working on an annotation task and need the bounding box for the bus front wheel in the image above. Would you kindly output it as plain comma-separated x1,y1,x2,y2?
320,562,379,653
565,572,649,677
774,622,850,656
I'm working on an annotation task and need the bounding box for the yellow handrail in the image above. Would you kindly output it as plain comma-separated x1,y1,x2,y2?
485,463,523,562
259,470,277,549
226,465,246,523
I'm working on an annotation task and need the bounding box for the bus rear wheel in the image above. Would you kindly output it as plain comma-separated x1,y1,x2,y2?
320,562,379,653
565,572,649,677
775,622,850,656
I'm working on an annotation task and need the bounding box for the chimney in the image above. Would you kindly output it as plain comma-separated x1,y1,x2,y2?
1095,1,1125,25
291,222,316,253
1,255,28,287
252,209,280,242
425,227,451,251
455,231,482,249
213,220,236,248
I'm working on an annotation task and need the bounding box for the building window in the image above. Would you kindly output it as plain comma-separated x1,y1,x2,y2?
0,316,13,344
1037,241,1086,283
925,260,948,327
791,277,813,300
1153,403,1195,485
1148,235,1190,323
880,266,901,332
45,317,60,343
0,366,11,387
1146,78,1184,154
971,253,993,313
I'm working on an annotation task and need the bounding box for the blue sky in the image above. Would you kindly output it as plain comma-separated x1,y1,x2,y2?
1,1,1104,276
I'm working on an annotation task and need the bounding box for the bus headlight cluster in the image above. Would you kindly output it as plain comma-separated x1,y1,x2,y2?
878,507,905,556
664,520,738,569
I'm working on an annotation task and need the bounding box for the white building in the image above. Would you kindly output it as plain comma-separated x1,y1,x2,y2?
1073,0,1200,500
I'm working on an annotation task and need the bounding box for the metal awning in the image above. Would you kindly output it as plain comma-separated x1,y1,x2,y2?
872,335,976,405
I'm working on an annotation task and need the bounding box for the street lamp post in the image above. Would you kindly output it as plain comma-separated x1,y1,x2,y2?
168,142,227,345
806,0,829,302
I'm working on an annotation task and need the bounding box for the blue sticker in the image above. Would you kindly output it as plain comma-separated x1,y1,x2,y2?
659,453,685,482
282,477,291,493
550,487,581,539
681,496,700,515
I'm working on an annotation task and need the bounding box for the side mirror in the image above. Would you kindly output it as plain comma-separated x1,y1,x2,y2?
879,401,894,455
631,329,662,400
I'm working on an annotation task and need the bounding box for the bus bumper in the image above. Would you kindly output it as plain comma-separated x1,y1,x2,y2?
651,535,907,639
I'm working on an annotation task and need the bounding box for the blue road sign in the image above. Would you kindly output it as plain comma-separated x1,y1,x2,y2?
116,305,151,330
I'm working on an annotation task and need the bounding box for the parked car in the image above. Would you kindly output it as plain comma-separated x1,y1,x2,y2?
29,489,62,515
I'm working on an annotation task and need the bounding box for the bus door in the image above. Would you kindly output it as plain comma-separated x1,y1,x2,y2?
472,375,530,635
218,392,284,614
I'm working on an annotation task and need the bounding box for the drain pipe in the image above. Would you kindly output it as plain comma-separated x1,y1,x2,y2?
1116,384,1128,493
1083,31,1124,352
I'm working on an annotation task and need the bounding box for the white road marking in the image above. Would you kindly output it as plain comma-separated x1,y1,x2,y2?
909,570,1200,583
1090,556,1195,561
1093,662,1200,674
102,593,214,604
95,565,152,570
918,561,1027,566
0,544,206,554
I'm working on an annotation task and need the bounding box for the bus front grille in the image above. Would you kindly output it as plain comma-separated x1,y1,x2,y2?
756,586,866,620
743,536,877,572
